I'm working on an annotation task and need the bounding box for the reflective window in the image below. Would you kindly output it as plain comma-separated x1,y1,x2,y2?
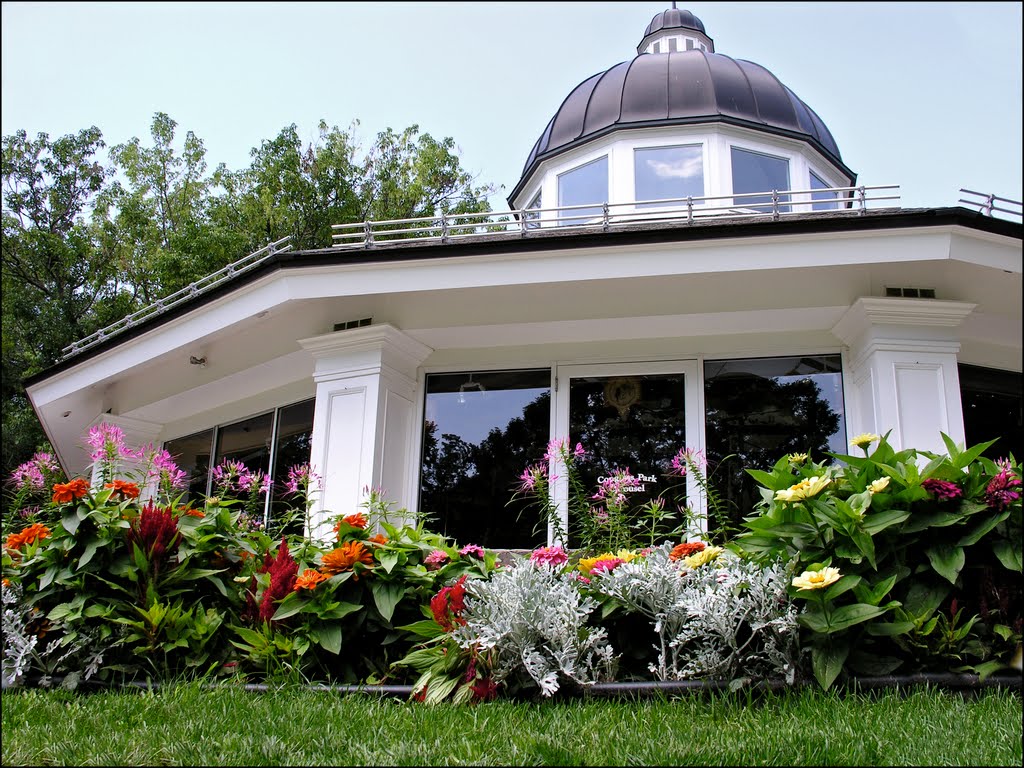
420,370,551,549
524,191,542,229
268,399,316,529
959,364,1023,461
810,171,838,211
731,147,791,212
164,429,214,502
557,156,608,225
703,355,845,538
634,145,704,207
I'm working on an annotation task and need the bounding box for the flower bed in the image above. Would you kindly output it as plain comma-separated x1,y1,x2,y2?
3,429,1021,701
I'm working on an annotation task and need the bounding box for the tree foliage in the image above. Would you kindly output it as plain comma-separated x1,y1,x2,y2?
1,113,493,501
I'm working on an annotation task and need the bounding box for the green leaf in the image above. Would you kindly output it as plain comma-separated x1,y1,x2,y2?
62,508,81,536
370,580,406,623
78,537,101,569
270,595,309,622
315,623,342,654
811,643,848,690
992,539,1023,572
319,601,363,621
862,508,910,535
900,511,963,533
396,619,446,639
826,603,890,633
823,574,862,602
864,620,915,636
379,550,400,574
925,544,966,584
956,511,1009,547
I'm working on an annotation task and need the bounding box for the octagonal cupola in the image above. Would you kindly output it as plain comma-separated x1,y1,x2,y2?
637,4,715,55
509,5,856,219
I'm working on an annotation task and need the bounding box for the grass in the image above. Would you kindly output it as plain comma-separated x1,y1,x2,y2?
1,683,1021,766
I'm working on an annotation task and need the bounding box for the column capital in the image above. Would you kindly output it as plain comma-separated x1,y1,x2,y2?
832,297,976,348
298,323,433,380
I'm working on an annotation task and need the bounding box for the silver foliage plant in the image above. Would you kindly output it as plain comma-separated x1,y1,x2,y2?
451,560,618,696
592,544,802,683
2,581,105,690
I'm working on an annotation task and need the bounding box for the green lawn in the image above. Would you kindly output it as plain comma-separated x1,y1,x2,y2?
2,683,1021,766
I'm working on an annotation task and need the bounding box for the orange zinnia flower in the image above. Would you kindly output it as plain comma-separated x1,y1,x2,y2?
368,533,388,545
5,523,52,552
293,569,330,591
321,541,374,575
182,508,205,518
52,478,90,504
669,541,706,561
105,479,141,500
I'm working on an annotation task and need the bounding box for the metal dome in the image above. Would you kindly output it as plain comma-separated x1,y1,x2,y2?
509,10,853,206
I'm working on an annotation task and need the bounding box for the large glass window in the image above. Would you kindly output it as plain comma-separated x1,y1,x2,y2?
524,191,542,229
164,398,315,532
557,156,608,225
163,429,214,502
731,147,791,212
959,364,1023,461
810,170,838,211
634,145,704,206
420,370,551,549
703,355,845,538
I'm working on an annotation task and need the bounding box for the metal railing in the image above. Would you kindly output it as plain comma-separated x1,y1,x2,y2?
60,236,293,360
331,185,902,248
958,189,1023,220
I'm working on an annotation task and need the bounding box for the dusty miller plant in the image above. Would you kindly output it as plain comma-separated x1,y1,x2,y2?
2,581,105,690
451,560,618,696
592,545,802,683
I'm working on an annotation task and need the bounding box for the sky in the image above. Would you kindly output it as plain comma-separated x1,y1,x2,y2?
2,1,1022,214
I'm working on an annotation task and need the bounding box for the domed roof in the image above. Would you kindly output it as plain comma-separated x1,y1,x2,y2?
643,6,706,37
509,9,853,204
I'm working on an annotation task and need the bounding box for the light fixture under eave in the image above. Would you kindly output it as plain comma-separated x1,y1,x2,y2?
189,355,207,369
457,374,486,404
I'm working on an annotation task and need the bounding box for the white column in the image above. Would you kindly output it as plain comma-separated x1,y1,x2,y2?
832,297,975,454
298,324,433,539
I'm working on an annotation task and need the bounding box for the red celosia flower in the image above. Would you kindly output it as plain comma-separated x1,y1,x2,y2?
470,677,499,702
52,478,90,504
104,479,141,500
430,576,468,631
257,538,299,624
4,523,52,552
669,541,706,561
125,503,181,565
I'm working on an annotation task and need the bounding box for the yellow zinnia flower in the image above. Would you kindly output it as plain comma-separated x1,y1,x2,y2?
792,567,842,591
788,453,809,466
774,476,831,502
682,545,724,570
868,477,890,494
850,433,880,449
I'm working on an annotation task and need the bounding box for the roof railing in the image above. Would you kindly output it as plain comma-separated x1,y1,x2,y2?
330,185,902,248
60,236,293,361
958,189,1023,220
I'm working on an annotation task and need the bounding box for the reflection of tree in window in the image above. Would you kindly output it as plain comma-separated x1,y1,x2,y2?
704,356,843,539
420,372,550,549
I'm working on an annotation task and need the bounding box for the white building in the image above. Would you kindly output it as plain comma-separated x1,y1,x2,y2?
26,6,1022,549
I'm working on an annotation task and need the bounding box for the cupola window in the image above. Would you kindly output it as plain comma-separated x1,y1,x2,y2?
810,171,838,211
635,145,704,207
558,155,608,225
731,147,791,212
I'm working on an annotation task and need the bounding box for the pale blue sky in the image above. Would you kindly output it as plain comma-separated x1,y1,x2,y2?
3,1,1021,213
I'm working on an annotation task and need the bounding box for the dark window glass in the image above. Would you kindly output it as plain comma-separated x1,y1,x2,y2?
268,398,315,532
731,147,791,212
704,355,845,539
635,146,703,206
568,373,688,546
959,364,1023,461
213,412,274,522
558,156,608,225
420,370,551,549
164,429,214,503
810,171,838,211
